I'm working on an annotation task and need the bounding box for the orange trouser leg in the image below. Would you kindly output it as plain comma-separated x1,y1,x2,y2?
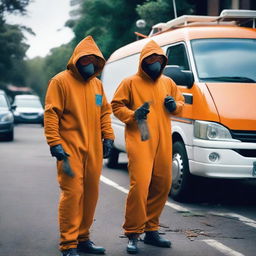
123,151,154,235
145,141,172,231
78,155,102,242
57,157,84,251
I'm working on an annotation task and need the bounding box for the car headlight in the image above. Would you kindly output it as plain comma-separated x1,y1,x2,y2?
194,120,235,141
0,112,14,122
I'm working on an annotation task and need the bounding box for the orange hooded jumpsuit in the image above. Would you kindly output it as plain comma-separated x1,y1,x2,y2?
111,40,184,235
44,36,114,250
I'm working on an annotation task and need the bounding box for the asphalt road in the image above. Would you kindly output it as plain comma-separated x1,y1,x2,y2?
0,125,256,256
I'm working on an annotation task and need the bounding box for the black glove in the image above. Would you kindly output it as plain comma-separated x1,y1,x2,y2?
50,144,70,161
134,102,150,120
164,96,177,113
103,139,114,159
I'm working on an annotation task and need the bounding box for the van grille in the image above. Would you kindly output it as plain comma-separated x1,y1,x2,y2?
231,130,256,143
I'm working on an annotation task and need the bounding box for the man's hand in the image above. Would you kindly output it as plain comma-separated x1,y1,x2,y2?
134,103,150,120
103,139,114,159
50,144,70,161
164,96,177,113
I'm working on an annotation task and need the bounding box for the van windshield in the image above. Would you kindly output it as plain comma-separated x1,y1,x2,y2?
0,95,9,109
191,38,256,83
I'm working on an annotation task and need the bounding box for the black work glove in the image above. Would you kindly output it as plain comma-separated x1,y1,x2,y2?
103,139,114,159
164,96,177,113
50,144,70,161
134,103,150,120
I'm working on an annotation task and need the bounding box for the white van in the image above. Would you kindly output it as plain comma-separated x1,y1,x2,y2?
101,10,256,201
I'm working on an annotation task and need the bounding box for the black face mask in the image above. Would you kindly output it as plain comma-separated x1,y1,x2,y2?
142,61,162,80
76,63,95,81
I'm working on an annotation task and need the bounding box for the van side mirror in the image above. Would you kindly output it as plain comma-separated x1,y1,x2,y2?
163,65,194,89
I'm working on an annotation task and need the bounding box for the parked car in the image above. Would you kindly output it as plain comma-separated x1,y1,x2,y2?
13,94,44,124
0,90,14,141
101,10,256,202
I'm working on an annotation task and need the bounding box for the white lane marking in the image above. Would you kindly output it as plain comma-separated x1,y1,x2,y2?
100,175,129,194
100,175,256,229
165,201,189,212
100,175,189,212
202,239,245,256
101,175,253,256
209,211,256,229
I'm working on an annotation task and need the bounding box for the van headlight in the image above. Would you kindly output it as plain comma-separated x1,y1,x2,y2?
194,121,235,141
0,113,14,122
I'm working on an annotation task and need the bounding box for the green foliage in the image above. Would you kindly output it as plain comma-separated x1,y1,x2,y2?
25,43,73,100
136,0,194,33
0,0,31,90
0,23,28,84
136,0,171,29
12,0,196,99
73,0,145,58
0,0,30,15
71,0,194,58
25,57,47,98
44,43,73,79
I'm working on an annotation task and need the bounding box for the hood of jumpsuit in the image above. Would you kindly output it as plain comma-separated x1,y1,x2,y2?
137,40,167,81
67,35,106,81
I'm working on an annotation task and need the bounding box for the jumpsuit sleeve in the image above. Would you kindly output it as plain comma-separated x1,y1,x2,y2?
111,79,135,124
101,88,115,140
44,78,64,147
170,79,185,115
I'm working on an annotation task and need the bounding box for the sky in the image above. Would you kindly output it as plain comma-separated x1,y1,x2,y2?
6,0,74,59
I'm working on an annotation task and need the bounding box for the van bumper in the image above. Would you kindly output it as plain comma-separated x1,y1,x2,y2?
188,140,256,178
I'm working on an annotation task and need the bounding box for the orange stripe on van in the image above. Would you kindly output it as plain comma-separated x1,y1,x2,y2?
171,117,193,124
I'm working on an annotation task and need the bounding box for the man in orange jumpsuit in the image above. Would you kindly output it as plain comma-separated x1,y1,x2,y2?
44,36,114,256
111,40,184,254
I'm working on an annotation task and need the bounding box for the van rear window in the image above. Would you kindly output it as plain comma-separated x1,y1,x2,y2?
191,38,256,83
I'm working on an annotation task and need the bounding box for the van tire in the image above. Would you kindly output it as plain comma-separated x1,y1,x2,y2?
107,147,120,168
170,141,194,202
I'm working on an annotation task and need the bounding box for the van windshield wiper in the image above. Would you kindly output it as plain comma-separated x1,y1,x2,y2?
201,76,256,83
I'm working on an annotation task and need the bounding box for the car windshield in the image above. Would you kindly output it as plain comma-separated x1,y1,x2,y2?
15,99,42,108
191,38,256,83
0,95,9,109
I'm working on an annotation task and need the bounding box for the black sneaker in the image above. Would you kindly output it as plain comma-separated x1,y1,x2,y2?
126,234,139,254
77,240,105,254
144,231,171,248
61,248,80,256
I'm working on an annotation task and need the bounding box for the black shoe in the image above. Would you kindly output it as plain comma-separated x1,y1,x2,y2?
77,240,105,254
126,235,139,254
61,248,80,256
144,231,171,248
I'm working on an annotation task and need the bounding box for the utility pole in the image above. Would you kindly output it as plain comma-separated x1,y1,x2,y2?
172,0,177,18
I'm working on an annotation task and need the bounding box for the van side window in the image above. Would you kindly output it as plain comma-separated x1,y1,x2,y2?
102,54,140,102
166,44,190,70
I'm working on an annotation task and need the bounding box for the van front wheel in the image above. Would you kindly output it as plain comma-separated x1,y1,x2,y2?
171,141,193,202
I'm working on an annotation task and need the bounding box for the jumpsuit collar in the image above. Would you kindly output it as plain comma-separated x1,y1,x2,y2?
137,40,167,82
67,35,106,83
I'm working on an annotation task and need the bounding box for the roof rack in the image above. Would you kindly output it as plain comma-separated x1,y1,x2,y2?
149,9,256,36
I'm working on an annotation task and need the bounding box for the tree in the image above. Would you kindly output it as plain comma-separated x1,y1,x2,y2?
0,23,29,85
0,0,31,87
71,0,145,58
0,0,30,15
136,0,194,33
25,43,73,100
